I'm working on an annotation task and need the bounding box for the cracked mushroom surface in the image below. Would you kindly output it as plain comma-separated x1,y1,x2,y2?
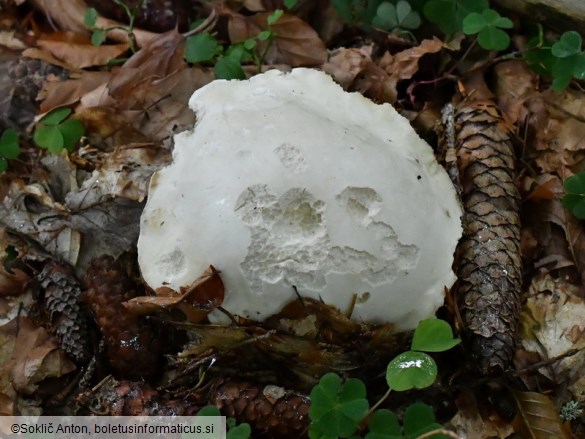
137,68,462,330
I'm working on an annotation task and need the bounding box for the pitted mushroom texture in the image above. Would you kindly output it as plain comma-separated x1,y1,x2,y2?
138,68,463,330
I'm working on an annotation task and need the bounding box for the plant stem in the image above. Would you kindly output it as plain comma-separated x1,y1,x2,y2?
416,428,462,439
364,387,392,419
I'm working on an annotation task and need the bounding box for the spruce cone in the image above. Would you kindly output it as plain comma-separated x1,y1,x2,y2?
37,261,91,364
81,255,161,379
211,379,310,438
77,378,187,416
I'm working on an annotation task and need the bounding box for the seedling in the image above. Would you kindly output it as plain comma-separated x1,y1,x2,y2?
0,129,20,172
562,172,585,219
308,318,460,439
84,0,143,52
462,8,512,51
33,108,85,154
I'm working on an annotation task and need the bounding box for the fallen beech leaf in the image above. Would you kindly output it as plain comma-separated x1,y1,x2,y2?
512,391,571,439
379,37,445,102
36,31,129,69
494,60,538,125
4,317,75,395
124,266,224,322
323,46,374,90
39,71,111,113
22,47,78,72
228,12,326,66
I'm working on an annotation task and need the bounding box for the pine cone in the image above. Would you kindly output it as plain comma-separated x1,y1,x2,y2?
77,378,187,416
211,379,310,438
37,261,91,364
81,255,161,379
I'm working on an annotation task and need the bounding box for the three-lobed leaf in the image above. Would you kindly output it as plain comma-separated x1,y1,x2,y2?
462,8,512,50
34,108,85,153
424,0,488,35
411,318,461,352
403,403,447,439
309,373,369,438
372,1,421,31
552,31,582,58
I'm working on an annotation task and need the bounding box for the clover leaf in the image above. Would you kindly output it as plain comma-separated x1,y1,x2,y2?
372,1,421,31
403,403,447,439
462,8,513,50
424,0,488,35
309,373,369,439
34,108,85,154
365,409,401,439
0,129,20,172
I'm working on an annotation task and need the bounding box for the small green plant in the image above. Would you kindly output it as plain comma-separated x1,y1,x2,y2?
559,400,583,422
184,3,297,79
422,0,488,36
308,318,460,439
33,108,85,154
332,0,421,35
84,0,143,52
197,405,251,439
0,129,20,172
461,8,512,51
562,172,585,219
525,30,585,91
371,1,421,34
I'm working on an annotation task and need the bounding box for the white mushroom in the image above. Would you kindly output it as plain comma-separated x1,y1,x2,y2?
137,68,462,330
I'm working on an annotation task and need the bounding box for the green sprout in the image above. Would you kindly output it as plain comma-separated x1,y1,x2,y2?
462,8,513,50
33,108,85,154
84,0,143,52
0,129,20,172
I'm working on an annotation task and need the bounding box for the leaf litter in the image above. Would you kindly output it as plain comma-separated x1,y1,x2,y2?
1,0,585,436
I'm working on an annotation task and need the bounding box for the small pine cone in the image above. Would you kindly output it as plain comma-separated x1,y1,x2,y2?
211,380,310,438
37,261,91,364
81,255,161,379
77,378,186,416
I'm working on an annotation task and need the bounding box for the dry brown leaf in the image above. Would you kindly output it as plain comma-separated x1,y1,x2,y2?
378,37,445,102
512,391,571,439
323,46,374,90
39,71,111,113
108,29,187,100
124,266,224,323
528,89,585,174
2,317,75,395
450,390,514,439
228,12,326,66
36,32,129,69
30,0,157,48
22,47,79,72
494,60,538,125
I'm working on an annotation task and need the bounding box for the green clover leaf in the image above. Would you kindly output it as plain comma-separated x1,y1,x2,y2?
386,351,437,391
411,319,461,352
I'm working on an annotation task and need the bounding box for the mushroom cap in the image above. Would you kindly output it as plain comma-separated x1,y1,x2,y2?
138,68,462,330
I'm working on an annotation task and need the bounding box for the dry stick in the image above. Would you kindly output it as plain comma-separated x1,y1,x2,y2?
512,348,581,376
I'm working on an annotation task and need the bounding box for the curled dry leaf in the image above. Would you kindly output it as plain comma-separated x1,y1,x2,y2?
493,60,538,125
123,266,224,323
512,391,571,439
4,317,76,395
323,46,374,89
35,32,129,69
228,12,327,66
521,274,585,398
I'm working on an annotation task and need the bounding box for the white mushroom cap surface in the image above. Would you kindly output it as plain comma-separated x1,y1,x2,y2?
137,68,462,330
